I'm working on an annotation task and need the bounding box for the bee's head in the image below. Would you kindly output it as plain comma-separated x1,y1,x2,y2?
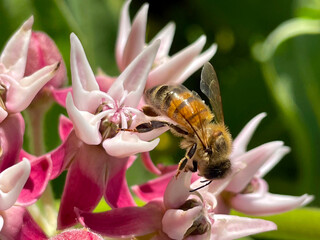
202,159,231,180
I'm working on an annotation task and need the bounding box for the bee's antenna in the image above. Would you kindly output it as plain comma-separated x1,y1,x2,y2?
189,180,212,192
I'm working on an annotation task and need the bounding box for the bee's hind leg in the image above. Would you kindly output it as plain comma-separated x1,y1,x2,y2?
176,143,197,178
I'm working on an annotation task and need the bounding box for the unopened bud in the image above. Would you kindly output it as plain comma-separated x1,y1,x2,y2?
25,31,67,89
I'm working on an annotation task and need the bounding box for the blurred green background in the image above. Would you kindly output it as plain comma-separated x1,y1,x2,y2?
1,0,320,209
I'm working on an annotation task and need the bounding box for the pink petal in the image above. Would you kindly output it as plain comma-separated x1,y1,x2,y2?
150,22,176,60
116,0,132,68
257,146,290,178
50,229,104,240
120,3,148,70
0,159,30,211
0,206,47,240
226,141,284,193
0,16,33,79
95,73,115,93
230,178,314,216
231,113,267,159
132,171,176,202
103,132,160,158
164,171,191,209
4,61,60,113
25,31,67,88
147,35,206,89
66,93,102,145
76,200,164,238
0,113,24,171
17,156,52,206
104,156,137,208
58,115,73,141
108,40,160,107
0,108,8,123
174,43,218,85
141,152,161,175
57,144,107,230
162,206,203,240
211,214,277,240
70,33,106,113
49,131,82,179
50,86,72,107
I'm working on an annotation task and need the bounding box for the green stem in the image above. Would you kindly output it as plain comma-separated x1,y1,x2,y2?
24,92,58,236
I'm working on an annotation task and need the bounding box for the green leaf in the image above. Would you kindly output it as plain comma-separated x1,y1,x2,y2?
252,18,320,204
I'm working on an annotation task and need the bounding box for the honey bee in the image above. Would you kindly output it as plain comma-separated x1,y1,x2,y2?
135,62,232,191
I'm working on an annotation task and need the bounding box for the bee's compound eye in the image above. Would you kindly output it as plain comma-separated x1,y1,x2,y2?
203,159,231,180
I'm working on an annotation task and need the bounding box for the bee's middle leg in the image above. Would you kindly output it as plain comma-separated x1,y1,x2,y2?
176,143,197,177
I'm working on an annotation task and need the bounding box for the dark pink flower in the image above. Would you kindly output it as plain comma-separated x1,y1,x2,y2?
48,33,162,230
77,172,277,239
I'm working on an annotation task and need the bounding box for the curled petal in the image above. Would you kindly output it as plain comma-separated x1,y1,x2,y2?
226,141,284,193
174,43,218,85
231,112,267,159
58,115,73,141
257,146,290,178
116,0,132,67
57,144,107,230
103,131,159,158
141,152,161,175
150,22,176,60
0,16,33,79
132,171,176,202
50,229,104,240
0,113,24,172
162,206,202,240
66,93,102,145
105,156,137,208
50,86,72,107
0,206,47,240
211,214,277,240
3,61,60,113
70,33,106,113
108,40,160,107
49,131,82,179
121,3,148,70
17,156,52,206
76,200,164,238
0,159,30,211
147,35,206,89
230,178,314,216
95,73,115,92
164,171,191,209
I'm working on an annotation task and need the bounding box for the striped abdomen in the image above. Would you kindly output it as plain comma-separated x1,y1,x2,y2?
145,85,214,132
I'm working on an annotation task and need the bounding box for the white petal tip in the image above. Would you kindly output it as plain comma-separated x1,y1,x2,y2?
23,16,34,30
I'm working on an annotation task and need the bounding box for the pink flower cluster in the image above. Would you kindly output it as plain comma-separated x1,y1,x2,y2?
0,1,313,239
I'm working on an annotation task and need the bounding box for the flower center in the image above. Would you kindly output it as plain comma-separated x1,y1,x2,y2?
96,98,134,139
179,199,211,238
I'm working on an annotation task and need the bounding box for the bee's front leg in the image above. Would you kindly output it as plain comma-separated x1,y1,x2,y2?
119,120,188,135
176,143,197,178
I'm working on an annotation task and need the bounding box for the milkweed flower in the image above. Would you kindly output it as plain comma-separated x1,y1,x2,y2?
117,0,217,89
132,113,313,216
48,33,162,229
0,16,60,123
51,0,217,107
76,171,277,239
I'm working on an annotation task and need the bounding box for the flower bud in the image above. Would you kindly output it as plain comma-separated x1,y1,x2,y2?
25,31,67,89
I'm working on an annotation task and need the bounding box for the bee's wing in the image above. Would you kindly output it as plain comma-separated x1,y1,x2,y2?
200,62,224,123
